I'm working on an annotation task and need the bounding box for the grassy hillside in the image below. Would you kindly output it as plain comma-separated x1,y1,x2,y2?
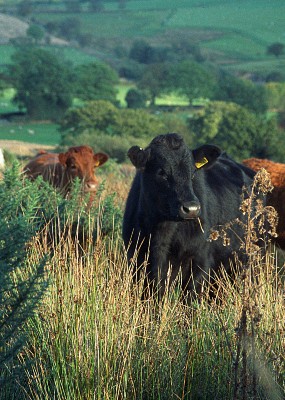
0,0,284,75
29,0,285,74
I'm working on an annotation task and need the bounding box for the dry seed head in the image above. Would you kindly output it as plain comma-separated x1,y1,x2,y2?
209,230,220,242
240,197,251,215
265,206,278,238
254,168,274,194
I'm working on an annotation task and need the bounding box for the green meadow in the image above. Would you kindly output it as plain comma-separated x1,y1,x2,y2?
0,122,60,145
0,0,284,75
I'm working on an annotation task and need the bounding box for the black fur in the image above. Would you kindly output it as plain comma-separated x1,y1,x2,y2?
123,133,256,297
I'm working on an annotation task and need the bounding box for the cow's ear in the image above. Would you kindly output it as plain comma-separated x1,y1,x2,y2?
94,153,108,167
128,146,149,169
193,145,221,169
58,152,68,166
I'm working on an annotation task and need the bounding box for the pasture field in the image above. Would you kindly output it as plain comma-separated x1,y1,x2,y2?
0,44,98,71
0,122,60,146
25,0,285,74
0,162,284,399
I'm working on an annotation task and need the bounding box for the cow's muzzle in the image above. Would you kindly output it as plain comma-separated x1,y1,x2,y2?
84,181,98,193
179,201,201,219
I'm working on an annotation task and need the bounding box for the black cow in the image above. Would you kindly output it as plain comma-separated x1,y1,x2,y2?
123,133,257,298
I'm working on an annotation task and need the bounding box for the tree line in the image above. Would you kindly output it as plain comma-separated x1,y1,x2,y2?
2,46,285,163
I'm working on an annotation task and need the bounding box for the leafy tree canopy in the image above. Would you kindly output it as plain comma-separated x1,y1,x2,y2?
267,42,284,57
266,82,285,111
190,101,284,160
215,72,268,114
125,88,147,109
168,61,217,103
60,100,191,161
8,47,74,120
138,63,171,105
74,62,119,103
26,24,45,44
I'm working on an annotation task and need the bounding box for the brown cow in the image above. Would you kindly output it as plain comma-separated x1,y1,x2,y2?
243,158,285,249
24,145,108,195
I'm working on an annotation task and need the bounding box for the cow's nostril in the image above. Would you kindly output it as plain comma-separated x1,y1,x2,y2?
84,181,98,192
179,201,200,219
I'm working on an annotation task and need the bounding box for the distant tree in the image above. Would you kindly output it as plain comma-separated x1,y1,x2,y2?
8,48,74,120
171,39,204,62
266,82,285,111
89,0,104,12
118,60,144,80
17,0,33,16
138,63,170,106
78,33,94,47
129,40,169,64
129,40,154,64
266,71,285,82
125,88,147,108
58,18,81,40
26,24,45,44
65,0,82,12
168,61,216,104
215,73,268,113
118,0,127,10
75,62,119,103
267,42,284,57
190,101,283,160
60,100,120,142
60,100,172,160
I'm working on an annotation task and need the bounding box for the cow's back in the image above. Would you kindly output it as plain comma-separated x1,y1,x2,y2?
243,157,285,250
24,152,64,188
243,158,285,187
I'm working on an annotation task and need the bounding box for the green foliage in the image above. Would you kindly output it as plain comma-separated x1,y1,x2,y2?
190,101,284,160
267,42,284,57
26,24,45,43
138,63,171,105
266,82,285,111
215,73,268,114
168,61,217,103
60,100,120,139
125,88,147,108
60,100,178,161
8,47,74,121
0,163,47,374
74,62,119,102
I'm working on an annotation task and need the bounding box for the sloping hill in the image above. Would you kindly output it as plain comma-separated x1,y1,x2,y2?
0,13,67,45
0,13,28,42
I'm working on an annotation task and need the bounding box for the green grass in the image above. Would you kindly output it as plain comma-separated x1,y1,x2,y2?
0,122,60,145
1,0,284,75
27,0,285,72
0,44,98,70
0,165,284,399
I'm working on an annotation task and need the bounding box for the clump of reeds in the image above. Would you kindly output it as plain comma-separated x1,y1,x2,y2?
2,164,284,400
210,168,284,399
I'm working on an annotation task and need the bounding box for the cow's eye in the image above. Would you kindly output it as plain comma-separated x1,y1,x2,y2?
70,164,77,171
156,168,168,180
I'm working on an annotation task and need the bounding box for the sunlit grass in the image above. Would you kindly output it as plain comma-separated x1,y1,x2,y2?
0,164,284,399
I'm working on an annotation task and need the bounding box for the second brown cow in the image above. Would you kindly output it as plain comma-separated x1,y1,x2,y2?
243,157,285,249
24,145,108,195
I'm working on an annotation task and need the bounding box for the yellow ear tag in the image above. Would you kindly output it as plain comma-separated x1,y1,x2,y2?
195,156,208,169
94,160,100,167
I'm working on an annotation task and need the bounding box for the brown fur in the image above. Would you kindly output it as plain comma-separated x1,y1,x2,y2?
243,158,285,249
24,145,108,195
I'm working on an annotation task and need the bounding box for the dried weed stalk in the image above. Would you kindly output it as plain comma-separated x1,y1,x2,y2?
210,168,280,399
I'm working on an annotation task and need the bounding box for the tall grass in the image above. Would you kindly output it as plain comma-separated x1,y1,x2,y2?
0,164,284,399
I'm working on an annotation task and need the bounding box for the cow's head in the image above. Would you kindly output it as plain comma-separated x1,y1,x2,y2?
128,133,221,221
58,146,108,193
